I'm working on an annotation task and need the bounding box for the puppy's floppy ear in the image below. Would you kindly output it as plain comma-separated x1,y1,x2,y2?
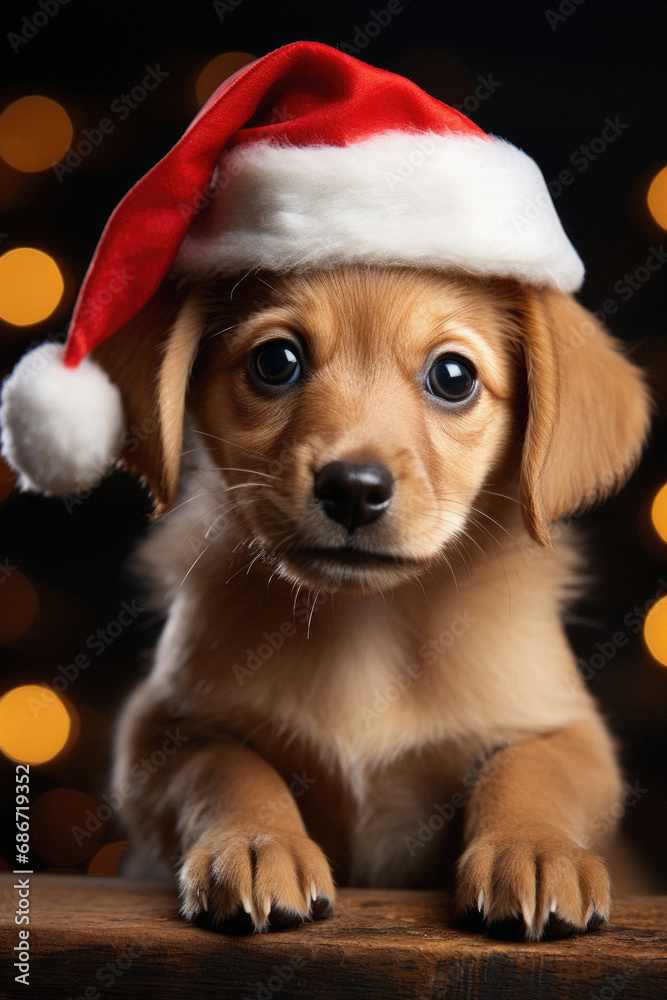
92,281,203,516
517,287,651,547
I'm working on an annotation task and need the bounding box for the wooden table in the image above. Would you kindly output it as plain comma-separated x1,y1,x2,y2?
0,874,665,998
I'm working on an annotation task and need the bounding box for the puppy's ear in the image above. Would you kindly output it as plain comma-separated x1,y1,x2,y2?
91,281,203,516
518,287,650,547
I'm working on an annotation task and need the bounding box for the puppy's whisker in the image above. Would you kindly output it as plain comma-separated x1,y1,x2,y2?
210,322,241,339
191,429,277,465
437,549,460,593
165,486,231,519
229,267,256,300
207,467,279,480
225,549,264,585
306,588,321,638
246,553,263,575
222,482,273,492
193,427,265,459
445,487,523,508
203,498,262,541
180,545,209,587
292,581,304,623
465,516,516,612
441,497,521,548
255,274,279,293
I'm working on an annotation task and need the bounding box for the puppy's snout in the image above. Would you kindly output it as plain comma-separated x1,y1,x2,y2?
314,461,394,533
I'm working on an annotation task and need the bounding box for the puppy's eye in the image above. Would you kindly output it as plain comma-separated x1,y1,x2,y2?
252,340,303,386
426,355,476,402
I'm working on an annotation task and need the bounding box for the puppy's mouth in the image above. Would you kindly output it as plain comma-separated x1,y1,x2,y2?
275,543,422,592
298,546,415,567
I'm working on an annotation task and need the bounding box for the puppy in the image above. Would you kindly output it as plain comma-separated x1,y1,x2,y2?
100,265,649,939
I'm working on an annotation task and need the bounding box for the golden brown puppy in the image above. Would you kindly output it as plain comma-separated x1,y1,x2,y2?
100,266,649,939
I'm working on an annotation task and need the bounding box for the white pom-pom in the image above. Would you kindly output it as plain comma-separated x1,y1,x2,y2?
0,342,125,495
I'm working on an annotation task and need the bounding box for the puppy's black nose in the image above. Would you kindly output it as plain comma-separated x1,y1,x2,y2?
314,461,394,533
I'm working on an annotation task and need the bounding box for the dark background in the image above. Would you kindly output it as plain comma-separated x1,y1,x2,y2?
0,0,666,887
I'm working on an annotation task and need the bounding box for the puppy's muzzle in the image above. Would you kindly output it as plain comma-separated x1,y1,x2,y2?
314,461,394,533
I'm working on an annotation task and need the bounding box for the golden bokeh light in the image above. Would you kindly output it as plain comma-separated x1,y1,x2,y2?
87,841,130,875
0,685,71,764
0,247,64,326
643,595,667,667
195,51,256,108
0,95,73,172
651,482,667,544
647,165,667,230
31,788,104,866
0,569,38,642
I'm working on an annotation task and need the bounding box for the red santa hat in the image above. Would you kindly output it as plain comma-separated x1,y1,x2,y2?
1,40,584,496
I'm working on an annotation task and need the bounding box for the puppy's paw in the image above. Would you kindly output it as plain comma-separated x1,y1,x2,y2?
455,830,610,940
178,828,335,933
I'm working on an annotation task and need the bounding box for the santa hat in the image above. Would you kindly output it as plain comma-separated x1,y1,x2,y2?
1,40,584,497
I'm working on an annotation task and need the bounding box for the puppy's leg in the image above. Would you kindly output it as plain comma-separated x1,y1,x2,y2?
455,717,622,939
114,693,335,932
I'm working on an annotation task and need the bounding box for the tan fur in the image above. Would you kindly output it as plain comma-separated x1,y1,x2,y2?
108,268,650,938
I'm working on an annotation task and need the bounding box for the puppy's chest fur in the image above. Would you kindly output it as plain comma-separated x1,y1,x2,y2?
141,495,591,886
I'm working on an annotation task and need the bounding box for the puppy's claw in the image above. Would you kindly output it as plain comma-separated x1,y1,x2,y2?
521,901,535,936
456,831,612,941
196,887,208,912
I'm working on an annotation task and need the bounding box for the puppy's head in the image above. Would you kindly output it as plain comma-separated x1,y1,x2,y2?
94,267,650,594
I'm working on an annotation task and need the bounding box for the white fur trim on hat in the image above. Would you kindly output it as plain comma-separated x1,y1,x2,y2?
0,342,125,495
174,131,584,292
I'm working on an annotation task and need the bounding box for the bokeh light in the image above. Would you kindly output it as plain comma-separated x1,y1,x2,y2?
647,166,667,230
0,685,71,764
644,595,667,667
87,841,130,875
651,482,667,544
195,51,256,108
0,570,39,642
0,95,73,172
31,788,104,866
0,247,64,326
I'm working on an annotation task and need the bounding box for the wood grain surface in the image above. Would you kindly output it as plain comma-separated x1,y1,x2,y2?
0,875,665,998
